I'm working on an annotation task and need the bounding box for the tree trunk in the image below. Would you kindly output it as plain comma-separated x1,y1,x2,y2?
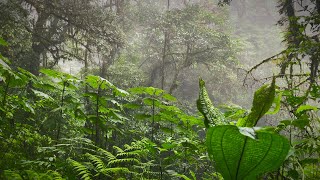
161,32,168,90
30,12,48,75
160,0,170,90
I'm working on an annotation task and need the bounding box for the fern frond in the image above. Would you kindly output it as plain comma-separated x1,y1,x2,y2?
3,170,23,180
123,144,143,152
97,148,116,161
123,144,132,150
100,167,130,176
108,158,140,166
67,158,92,180
141,170,161,176
84,153,132,177
4,170,64,180
48,138,99,156
24,170,40,179
113,146,124,154
85,153,106,173
46,170,64,180
116,151,141,159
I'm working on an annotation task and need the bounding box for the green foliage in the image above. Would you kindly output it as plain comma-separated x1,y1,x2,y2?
198,78,291,179
221,104,248,121
237,77,276,127
4,170,64,180
167,170,197,180
129,86,176,101
0,37,8,46
197,78,226,128
296,104,318,114
276,86,320,179
2,7,320,177
128,86,203,139
206,125,290,180
68,158,92,180
85,75,129,97
265,91,282,115
1,0,124,75
66,141,155,179
123,2,238,102
0,49,211,179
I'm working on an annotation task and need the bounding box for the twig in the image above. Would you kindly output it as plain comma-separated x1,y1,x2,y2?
243,50,286,84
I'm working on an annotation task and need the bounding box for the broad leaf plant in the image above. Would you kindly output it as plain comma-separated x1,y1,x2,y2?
197,78,290,180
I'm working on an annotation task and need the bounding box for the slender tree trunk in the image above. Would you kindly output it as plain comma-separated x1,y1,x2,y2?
161,33,168,90
279,0,299,78
100,59,107,78
160,0,170,90
30,12,49,75
169,69,179,94
310,0,320,84
169,41,191,94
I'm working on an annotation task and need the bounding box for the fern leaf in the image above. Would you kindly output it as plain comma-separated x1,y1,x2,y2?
67,158,92,180
100,167,130,176
123,144,141,152
86,153,106,173
108,158,140,167
116,151,140,159
46,170,64,180
24,170,40,179
197,78,226,128
3,170,23,180
98,148,116,161
113,146,124,154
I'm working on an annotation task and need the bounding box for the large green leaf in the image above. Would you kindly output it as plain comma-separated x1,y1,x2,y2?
206,125,290,180
237,77,276,127
129,86,176,101
197,78,226,128
85,75,129,96
40,68,75,79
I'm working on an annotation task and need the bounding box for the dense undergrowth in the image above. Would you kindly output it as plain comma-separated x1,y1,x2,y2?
0,35,320,179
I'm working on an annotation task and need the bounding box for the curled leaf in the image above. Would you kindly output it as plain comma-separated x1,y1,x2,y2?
197,78,226,128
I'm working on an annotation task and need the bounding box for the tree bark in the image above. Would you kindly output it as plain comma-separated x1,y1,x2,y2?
29,12,49,75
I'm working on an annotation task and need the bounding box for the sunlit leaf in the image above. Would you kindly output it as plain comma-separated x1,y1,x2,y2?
129,86,172,100
143,97,161,106
207,125,290,180
266,91,282,115
31,89,53,100
238,127,256,139
296,104,318,114
237,77,276,127
40,69,62,78
161,143,177,150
